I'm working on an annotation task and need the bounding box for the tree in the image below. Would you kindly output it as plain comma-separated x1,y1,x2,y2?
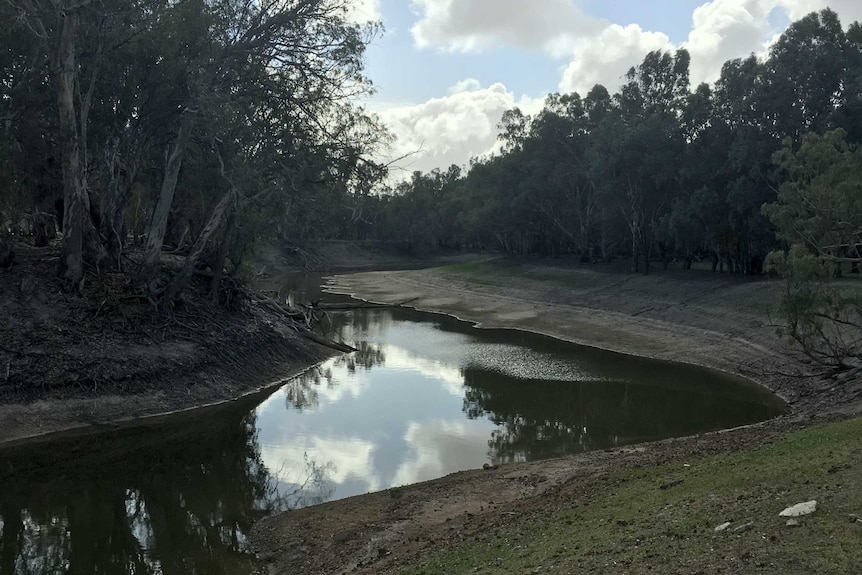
766,130,862,265
528,93,599,258
597,49,689,273
6,0,386,299
764,130,862,369
763,8,847,138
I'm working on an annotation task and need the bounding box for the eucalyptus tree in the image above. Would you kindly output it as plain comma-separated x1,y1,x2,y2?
766,130,862,267
667,83,722,268
7,0,118,284
6,0,386,298
598,49,690,273
149,0,386,298
527,92,599,258
762,8,847,138
837,21,862,143
709,55,780,272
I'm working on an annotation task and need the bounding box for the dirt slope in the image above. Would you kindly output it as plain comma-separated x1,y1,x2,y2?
0,245,334,446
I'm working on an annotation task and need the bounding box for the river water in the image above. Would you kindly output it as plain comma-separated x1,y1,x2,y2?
0,274,785,574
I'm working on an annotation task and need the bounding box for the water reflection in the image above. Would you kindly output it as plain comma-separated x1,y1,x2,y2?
0,278,787,575
463,368,779,462
251,304,784,505
0,407,332,575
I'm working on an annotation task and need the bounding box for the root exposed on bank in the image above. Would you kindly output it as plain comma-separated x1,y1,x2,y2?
0,243,333,420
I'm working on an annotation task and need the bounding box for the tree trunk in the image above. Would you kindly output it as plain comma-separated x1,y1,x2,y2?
642,239,652,275
100,136,133,271
139,109,195,281
163,188,236,302
56,9,85,286
0,234,14,269
209,213,235,303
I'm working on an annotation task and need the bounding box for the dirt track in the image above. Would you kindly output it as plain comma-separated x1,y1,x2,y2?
250,260,862,575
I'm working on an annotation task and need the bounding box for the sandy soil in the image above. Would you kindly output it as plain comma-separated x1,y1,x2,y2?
250,260,862,575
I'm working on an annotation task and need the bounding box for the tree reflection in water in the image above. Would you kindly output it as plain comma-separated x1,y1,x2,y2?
462,366,783,463
282,306,389,413
0,406,333,575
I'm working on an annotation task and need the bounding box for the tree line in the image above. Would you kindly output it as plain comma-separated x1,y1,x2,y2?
0,0,387,297
365,8,861,280
6,5,858,286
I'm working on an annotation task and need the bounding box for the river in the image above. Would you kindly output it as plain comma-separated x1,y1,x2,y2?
0,274,785,574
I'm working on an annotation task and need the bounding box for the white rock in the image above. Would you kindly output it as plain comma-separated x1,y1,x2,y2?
714,522,732,532
779,501,817,517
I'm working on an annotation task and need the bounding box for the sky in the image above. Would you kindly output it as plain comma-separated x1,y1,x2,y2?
347,1,862,180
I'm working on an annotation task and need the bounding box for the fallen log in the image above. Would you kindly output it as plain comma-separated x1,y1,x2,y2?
299,331,358,353
312,297,419,310
836,364,862,382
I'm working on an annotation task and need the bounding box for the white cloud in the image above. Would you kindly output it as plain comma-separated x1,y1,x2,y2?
448,78,482,94
407,0,862,97
346,0,381,23
410,0,600,52
375,81,544,178
261,435,382,492
683,1,785,87
392,419,492,486
558,24,674,95
778,0,862,23
682,1,862,86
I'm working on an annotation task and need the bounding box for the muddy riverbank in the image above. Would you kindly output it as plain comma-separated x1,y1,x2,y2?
250,259,862,575
0,245,335,446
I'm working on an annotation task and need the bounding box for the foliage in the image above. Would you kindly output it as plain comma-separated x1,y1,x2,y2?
765,247,862,369
1,0,387,297
766,130,862,263
369,8,861,278
763,130,862,368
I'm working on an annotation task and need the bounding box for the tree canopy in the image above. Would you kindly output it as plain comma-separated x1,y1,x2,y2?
359,9,862,279
1,0,387,296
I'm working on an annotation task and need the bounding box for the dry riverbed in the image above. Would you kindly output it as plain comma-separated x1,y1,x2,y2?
250,259,862,575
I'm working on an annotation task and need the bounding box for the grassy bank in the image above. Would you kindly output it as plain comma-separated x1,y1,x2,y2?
404,416,862,575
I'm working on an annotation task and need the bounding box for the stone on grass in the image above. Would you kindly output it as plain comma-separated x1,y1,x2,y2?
785,519,801,527
779,501,817,517
714,522,732,532
732,521,754,533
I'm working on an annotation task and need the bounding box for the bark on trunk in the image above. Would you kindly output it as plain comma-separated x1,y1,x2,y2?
56,10,85,286
100,137,134,271
163,188,235,302
209,214,235,303
139,109,195,280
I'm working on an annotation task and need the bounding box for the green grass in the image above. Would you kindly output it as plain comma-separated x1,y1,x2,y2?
403,417,862,574
436,259,514,286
